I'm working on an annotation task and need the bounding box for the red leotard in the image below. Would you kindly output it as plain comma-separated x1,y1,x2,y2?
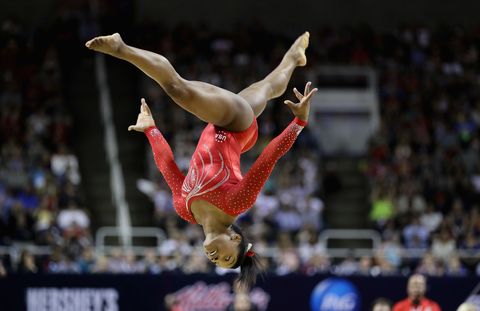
393,298,442,311
145,117,307,223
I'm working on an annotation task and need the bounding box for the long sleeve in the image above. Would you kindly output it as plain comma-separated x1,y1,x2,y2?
145,126,185,195
225,118,307,214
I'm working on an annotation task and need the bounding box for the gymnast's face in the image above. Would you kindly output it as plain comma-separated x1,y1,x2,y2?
203,232,241,268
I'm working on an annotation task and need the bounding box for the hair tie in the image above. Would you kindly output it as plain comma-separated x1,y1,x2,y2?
246,243,254,257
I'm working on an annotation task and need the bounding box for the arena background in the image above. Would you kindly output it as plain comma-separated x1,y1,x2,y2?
1,0,480,310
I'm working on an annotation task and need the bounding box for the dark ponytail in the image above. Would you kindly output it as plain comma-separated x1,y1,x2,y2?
230,224,263,290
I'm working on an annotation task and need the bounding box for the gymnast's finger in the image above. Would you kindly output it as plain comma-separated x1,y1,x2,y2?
141,98,152,115
304,82,311,96
303,88,318,103
293,88,303,101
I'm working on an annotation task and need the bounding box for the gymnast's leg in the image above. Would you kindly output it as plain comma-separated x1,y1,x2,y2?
86,33,254,131
238,32,309,117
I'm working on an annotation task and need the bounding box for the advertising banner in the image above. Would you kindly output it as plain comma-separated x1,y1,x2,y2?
0,274,478,311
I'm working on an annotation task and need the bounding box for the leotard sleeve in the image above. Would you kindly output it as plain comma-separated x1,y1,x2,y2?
225,118,307,215
145,126,185,195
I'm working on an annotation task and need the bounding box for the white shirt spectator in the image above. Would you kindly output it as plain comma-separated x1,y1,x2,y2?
411,194,427,213
274,206,303,232
299,156,318,194
154,189,173,213
57,205,90,229
298,196,324,231
254,192,279,220
420,211,443,233
27,110,51,136
275,250,301,275
159,235,192,257
279,185,307,207
431,232,456,263
51,147,81,185
472,173,480,193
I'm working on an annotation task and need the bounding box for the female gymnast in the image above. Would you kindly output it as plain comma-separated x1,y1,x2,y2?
86,32,317,288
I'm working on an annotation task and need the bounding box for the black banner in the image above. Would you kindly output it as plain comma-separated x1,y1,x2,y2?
0,273,478,311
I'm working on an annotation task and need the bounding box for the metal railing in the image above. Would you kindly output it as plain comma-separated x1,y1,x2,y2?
94,226,166,256
318,229,381,258
2,228,479,264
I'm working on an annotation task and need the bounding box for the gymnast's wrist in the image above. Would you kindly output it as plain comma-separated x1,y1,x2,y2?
145,126,158,135
294,117,308,127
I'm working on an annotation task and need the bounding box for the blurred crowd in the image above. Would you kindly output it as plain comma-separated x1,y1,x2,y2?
0,11,91,274
362,25,480,275
1,3,480,278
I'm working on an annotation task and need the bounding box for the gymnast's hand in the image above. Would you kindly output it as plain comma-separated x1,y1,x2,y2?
284,82,318,122
128,98,156,132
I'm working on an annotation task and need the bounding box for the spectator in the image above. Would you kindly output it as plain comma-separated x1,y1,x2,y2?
370,187,395,229
0,261,6,277
92,255,110,273
393,274,441,311
140,249,162,274
7,201,34,242
303,252,331,275
227,290,259,311
274,203,303,232
447,200,468,240
416,253,443,276
431,228,456,263
372,298,392,311
461,233,480,252
57,203,90,230
183,252,210,274
49,254,80,273
297,228,325,263
446,255,468,276
253,189,280,222
373,254,397,276
120,250,143,273
377,234,403,269
137,179,175,228
358,256,374,276
164,293,183,311
334,254,359,276
403,215,429,249
50,145,81,185
298,195,324,232
17,250,38,274
275,250,301,275
77,247,95,273
457,303,478,311
420,205,443,234
107,248,125,273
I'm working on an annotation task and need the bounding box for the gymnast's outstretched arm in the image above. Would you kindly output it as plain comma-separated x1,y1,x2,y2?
129,99,185,194
226,83,317,213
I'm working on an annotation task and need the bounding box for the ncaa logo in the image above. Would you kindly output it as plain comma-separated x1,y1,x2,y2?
310,278,360,311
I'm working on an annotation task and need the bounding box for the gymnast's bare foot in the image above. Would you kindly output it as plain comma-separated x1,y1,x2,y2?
85,33,125,57
286,31,309,66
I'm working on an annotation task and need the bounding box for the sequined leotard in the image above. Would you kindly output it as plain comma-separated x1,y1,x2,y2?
145,117,307,223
